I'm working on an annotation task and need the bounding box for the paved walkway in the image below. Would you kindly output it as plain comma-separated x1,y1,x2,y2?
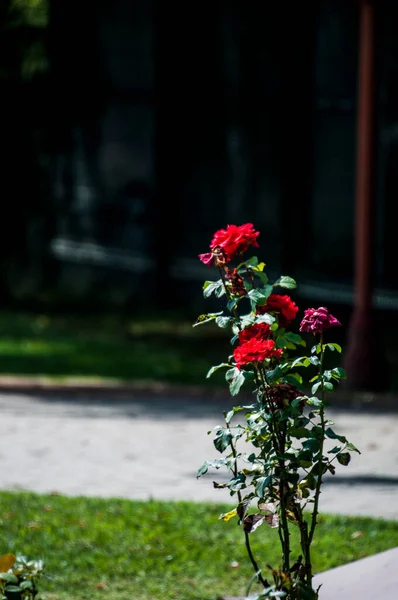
0,391,397,519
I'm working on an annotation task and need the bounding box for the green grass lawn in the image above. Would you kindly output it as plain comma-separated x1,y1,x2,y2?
0,311,227,387
0,310,397,391
1,491,398,600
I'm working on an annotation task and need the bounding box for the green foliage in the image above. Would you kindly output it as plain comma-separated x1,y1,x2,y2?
0,553,43,599
0,312,229,388
0,492,397,600
273,276,297,290
247,286,273,309
226,367,246,396
203,280,225,298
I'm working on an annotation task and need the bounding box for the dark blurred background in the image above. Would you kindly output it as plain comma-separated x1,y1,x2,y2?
0,0,397,391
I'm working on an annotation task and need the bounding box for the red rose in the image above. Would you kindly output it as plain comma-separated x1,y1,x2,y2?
299,307,341,336
199,223,260,267
233,338,282,369
238,322,271,344
210,223,259,259
257,294,298,327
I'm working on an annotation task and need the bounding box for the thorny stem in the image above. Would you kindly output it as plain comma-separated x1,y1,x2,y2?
218,266,231,300
292,503,310,585
224,414,270,590
258,366,291,576
308,334,326,558
218,266,243,329
269,401,291,575
246,267,255,289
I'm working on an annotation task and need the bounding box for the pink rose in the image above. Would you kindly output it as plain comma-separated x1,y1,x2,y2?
299,307,341,336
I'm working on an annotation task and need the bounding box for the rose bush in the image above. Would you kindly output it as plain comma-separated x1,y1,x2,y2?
195,224,359,600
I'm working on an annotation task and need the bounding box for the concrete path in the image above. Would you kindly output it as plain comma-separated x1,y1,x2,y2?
0,391,397,519
312,546,398,600
1,390,397,600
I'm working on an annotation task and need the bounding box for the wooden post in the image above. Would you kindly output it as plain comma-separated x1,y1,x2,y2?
344,0,383,390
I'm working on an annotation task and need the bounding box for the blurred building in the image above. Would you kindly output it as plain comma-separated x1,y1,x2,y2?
2,0,398,318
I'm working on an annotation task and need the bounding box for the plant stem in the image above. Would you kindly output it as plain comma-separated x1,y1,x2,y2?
258,366,291,575
293,505,311,583
276,423,291,574
224,415,270,590
308,334,326,550
218,266,231,299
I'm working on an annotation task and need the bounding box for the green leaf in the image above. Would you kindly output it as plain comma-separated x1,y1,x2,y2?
197,458,233,477
256,313,276,325
325,427,347,443
273,275,297,289
20,581,33,590
4,586,22,593
256,271,269,285
289,427,310,439
255,476,272,498
311,381,322,395
197,462,211,477
265,364,285,383
311,344,321,355
347,442,361,454
332,367,346,379
324,381,334,391
292,356,310,368
243,370,256,382
285,332,305,346
307,397,324,407
291,396,306,408
238,256,259,269
309,356,320,366
248,286,273,307
303,438,321,453
215,316,231,328
276,336,288,349
206,363,230,379
227,298,238,311
225,409,235,425
203,279,224,298
213,428,233,453
297,450,313,468
241,315,256,328
337,452,351,466
0,574,18,584
295,582,319,600
193,311,223,327
284,373,303,386
328,445,342,454
227,474,246,491
226,367,246,396
326,343,342,353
